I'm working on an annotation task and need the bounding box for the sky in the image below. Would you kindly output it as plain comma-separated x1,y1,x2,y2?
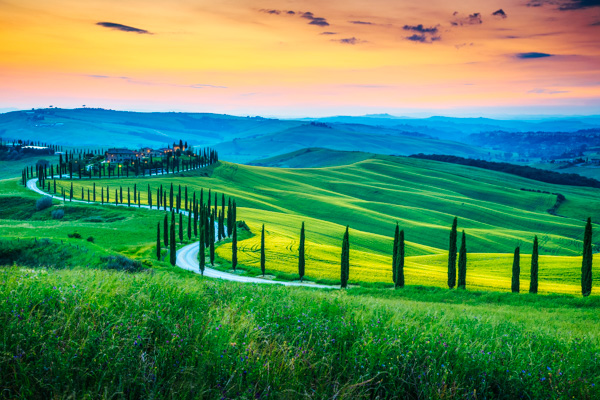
0,0,599,117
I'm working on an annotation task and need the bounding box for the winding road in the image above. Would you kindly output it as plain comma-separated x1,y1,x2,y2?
26,177,337,289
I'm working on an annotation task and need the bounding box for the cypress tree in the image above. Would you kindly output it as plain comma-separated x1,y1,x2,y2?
127,187,131,207
227,197,232,236
101,187,104,204
232,221,238,271
529,236,539,294
260,224,266,277
582,217,593,297
185,186,188,211
93,182,96,202
457,231,467,289
115,189,118,205
392,223,399,284
209,209,215,265
447,217,458,289
511,246,520,293
133,183,137,203
187,210,192,240
179,212,184,243
169,183,173,211
169,211,176,266
193,201,198,237
341,226,350,289
198,225,205,275
299,222,305,282
148,185,152,209
156,223,161,261
119,186,123,203
163,214,169,247
70,182,73,201
395,230,405,289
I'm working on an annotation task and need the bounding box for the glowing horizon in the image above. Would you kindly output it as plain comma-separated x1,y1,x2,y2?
1,0,599,117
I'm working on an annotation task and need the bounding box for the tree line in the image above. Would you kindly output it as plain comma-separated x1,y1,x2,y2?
410,154,600,189
22,147,218,185
251,217,594,296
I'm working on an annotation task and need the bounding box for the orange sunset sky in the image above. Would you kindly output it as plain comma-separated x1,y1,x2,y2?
0,0,599,117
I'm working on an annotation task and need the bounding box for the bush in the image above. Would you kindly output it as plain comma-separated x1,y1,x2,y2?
35,196,53,211
51,209,64,219
86,236,94,243
67,232,82,239
101,255,144,273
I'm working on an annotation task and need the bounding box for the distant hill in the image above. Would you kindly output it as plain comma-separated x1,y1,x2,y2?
214,123,489,163
249,148,375,168
0,108,302,148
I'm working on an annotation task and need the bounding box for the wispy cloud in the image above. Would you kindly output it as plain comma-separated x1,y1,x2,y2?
349,20,373,25
492,9,508,18
333,37,364,45
528,88,569,94
301,12,330,27
526,0,600,10
451,12,483,26
516,52,554,58
403,24,440,42
85,75,226,89
96,22,152,34
320,31,338,35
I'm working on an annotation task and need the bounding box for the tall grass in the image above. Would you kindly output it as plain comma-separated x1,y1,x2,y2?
1,267,598,399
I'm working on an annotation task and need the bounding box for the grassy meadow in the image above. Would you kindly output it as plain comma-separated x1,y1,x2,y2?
1,154,600,399
40,155,599,295
1,266,599,399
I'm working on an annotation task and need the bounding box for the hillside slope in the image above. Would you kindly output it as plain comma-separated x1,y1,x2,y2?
47,156,599,293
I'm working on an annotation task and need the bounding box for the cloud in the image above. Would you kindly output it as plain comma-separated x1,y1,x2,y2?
592,20,600,25
301,12,330,26
403,24,439,34
96,22,151,34
528,88,569,94
334,37,363,44
451,12,483,26
84,75,226,89
403,24,440,42
259,9,281,15
320,31,338,35
349,20,373,25
516,52,554,58
526,0,600,10
287,10,296,15
406,34,441,43
492,9,508,18
455,42,474,49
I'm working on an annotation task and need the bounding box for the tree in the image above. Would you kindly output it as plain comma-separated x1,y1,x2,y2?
163,214,169,247
232,221,238,271
156,222,161,261
169,211,176,265
340,226,350,289
209,210,215,265
395,229,405,289
299,222,305,282
179,212,184,243
187,211,192,240
511,246,520,293
393,223,399,284
447,217,458,289
582,217,593,297
457,231,467,289
260,224,266,277
529,236,539,294
198,226,205,275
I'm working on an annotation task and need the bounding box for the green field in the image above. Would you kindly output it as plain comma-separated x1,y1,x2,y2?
38,155,598,295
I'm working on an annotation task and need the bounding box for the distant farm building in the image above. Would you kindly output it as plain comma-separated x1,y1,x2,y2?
105,148,137,163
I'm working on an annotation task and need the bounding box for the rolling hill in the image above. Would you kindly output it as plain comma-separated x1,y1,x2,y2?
44,155,599,294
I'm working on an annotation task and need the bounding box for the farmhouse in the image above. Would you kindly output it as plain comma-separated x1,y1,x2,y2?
105,148,137,163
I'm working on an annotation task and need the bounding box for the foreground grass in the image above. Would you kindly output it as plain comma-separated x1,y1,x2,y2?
1,267,598,399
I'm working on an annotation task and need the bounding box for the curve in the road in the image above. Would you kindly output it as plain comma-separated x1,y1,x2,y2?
26,177,338,290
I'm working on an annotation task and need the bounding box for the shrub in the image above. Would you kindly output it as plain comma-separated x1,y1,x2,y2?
67,232,82,239
86,236,94,243
35,196,53,211
51,209,64,219
101,255,144,273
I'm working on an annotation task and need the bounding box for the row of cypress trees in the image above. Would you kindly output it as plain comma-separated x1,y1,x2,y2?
251,217,593,294
22,147,219,185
